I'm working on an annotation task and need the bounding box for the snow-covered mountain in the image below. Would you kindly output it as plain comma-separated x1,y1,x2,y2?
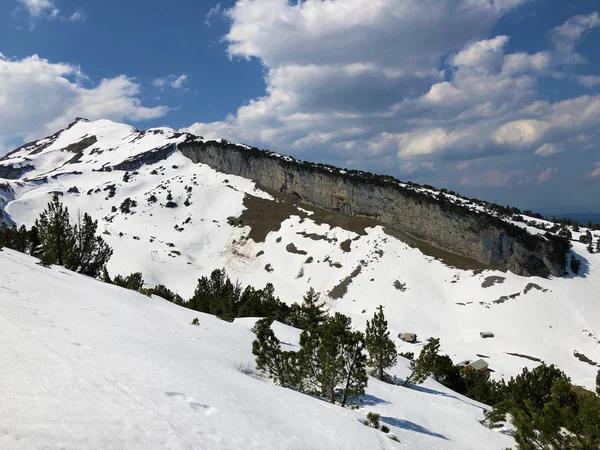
0,248,516,449
1,118,599,395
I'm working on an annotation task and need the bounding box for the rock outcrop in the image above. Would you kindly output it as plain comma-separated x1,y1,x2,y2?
179,140,568,278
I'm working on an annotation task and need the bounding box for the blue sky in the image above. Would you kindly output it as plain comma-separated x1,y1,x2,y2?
0,0,599,214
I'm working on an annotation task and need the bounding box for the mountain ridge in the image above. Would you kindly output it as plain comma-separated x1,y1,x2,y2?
0,118,599,391
1,118,568,278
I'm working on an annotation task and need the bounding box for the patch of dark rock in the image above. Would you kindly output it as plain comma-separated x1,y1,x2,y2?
62,136,97,165
482,276,506,288
492,292,521,304
328,265,362,299
165,201,178,208
166,242,175,248
148,195,157,203
111,206,117,213
150,169,158,175
256,250,264,257
393,280,407,292
505,352,542,362
324,256,342,268
296,231,335,242
476,354,490,358
113,143,175,171
227,216,244,227
286,243,307,255
265,263,274,273
67,186,79,194
133,236,140,241
0,164,34,179
305,256,313,264
573,351,598,366
276,236,282,243
374,249,384,258
523,283,548,294
340,239,352,252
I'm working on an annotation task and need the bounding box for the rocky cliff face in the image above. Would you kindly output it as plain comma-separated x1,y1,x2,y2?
179,140,567,278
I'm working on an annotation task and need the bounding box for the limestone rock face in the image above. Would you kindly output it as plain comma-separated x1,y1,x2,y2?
181,141,566,278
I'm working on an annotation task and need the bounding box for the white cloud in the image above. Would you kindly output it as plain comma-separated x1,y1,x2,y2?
587,162,600,180
18,0,58,17
537,168,556,183
578,75,600,88
552,12,600,64
69,11,86,23
0,53,168,151
535,143,559,156
185,4,600,180
16,0,87,25
152,74,189,90
205,3,222,26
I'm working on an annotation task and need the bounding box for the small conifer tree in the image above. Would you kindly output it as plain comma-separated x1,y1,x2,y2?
299,287,328,330
36,194,74,267
403,338,440,387
365,305,397,380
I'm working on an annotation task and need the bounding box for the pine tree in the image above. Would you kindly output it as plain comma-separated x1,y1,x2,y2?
36,194,74,267
252,318,283,378
365,305,397,380
403,338,440,387
113,272,144,291
298,313,367,404
252,318,300,389
299,287,328,330
339,330,368,407
66,212,113,277
596,369,600,396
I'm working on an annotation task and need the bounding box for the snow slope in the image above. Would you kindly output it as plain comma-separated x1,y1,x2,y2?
1,119,599,392
0,249,514,449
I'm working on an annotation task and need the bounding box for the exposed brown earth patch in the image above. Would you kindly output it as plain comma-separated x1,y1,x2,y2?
505,352,542,362
328,265,363,300
482,276,506,288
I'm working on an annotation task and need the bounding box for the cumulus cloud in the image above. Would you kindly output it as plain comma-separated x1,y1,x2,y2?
578,75,600,87
537,168,556,183
152,74,189,90
0,53,168,152
587,162,600,180
184,3,600,187
551,12,600,64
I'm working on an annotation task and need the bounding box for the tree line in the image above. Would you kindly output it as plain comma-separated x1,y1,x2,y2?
1,194,112,277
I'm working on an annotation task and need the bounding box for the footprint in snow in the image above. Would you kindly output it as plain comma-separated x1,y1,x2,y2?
164,392,216,415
